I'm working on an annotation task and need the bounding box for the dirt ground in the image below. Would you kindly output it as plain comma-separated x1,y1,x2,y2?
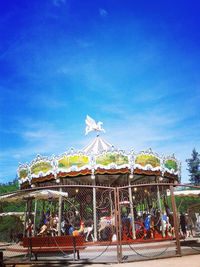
9,254,200,267
112,255,200,267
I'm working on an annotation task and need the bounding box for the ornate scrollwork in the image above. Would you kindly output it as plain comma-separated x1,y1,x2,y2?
96,189,114,210
118,189,130,203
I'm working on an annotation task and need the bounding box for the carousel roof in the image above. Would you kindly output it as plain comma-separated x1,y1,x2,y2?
17,134,181,188
82,135,115,154
16,117,181,188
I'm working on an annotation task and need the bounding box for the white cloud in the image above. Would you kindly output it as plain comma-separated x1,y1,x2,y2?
53,0,66,7
26,92,68,109
96,108,199,184
12,154,21,159
99,8,108,17
76,39,94,48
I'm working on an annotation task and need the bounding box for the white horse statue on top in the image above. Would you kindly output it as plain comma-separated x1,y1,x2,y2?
85,115,106,136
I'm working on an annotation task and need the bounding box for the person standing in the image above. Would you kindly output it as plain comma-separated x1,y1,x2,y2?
186,215,194,237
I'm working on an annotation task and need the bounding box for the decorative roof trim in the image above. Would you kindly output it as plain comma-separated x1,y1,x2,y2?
17,137,181,186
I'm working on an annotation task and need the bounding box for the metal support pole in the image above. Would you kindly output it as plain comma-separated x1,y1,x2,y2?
39,199,45,230
93,180,97,242
114,188,120,262
23,201,28,237
170,185,181,255
33,200,38,236
28,199,33,237
157,185,165,237
128,182,136,239
109,190,113,216
58,187,62,236
116,187,122,262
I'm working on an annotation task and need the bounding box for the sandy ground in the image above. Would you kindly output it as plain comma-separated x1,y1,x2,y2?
114,255,200,267
1,241,200,267
4,255,198,267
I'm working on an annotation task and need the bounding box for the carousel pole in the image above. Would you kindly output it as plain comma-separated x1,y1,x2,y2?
109,183,115,238
109,189,113,216
170,185,181,255
128,180,136,239
33,200,38,236
157,184,165,237
41,200,45,222
92,176,97,242
23,198,32,237
28,199,33,236
114,188,120,262
58,187,62,236
23,201,28,237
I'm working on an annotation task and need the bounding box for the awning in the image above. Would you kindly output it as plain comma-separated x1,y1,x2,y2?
167,189,200,198
0,190,68,203
0,212,34,217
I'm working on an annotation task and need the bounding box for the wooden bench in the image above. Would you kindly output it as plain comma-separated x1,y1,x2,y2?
23,235,85,261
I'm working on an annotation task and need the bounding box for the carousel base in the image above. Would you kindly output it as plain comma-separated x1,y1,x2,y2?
3,237,200,264
86,237,175,246
5,235,176,253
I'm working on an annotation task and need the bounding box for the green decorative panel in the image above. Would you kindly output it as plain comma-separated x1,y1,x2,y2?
135,155,161,168
19,169,28,179
31,161,52,175
96,153,128,166
58,155,89,169
165,160,178,172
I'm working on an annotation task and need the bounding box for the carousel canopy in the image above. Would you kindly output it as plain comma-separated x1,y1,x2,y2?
17,135,181,187
82,135,115,154
17,118,181,188
0,190,68,203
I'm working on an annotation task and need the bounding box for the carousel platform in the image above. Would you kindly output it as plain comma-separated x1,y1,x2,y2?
4,237,200,265
5,235,176,253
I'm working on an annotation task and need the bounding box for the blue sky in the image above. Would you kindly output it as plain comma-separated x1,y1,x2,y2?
0,0,200,184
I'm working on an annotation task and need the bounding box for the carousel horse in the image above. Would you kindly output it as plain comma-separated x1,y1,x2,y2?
98,215,115,239
84,219,94,242
84,225,94,242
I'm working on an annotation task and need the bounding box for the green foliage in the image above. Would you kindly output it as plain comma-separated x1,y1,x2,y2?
0,179,22,213
186,148,200,185
0,178,24,242
0,179,19,194
175,195,200,213
0,216,24,242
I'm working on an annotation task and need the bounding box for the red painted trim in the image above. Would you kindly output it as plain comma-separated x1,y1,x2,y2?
134,168,161,176
95,167,130,175
57,168,92,177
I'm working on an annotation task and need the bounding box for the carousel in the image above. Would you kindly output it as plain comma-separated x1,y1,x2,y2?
0,116,182,260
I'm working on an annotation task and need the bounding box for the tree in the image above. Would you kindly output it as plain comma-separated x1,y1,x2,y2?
186,148,200,185
0,178,22,242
